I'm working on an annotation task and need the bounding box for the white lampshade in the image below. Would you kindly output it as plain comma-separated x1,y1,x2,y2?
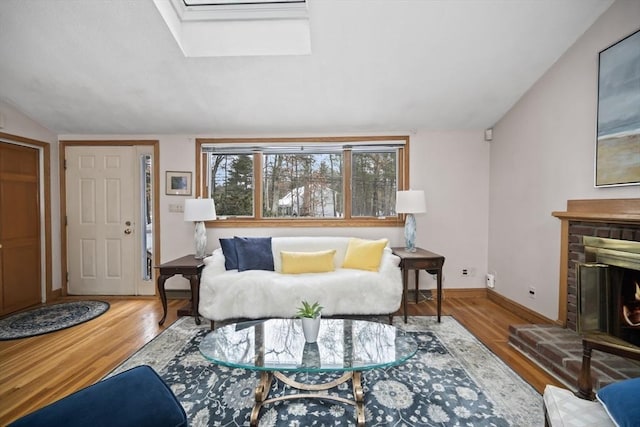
396,190,426,214
184,198,217,222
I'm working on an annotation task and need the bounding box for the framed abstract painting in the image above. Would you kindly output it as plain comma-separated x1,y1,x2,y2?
595,28,640,187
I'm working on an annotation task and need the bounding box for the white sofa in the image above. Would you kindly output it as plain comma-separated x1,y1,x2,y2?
199,236,402,322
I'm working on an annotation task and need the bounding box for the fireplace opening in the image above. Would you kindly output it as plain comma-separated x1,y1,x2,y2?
577,236,640,346
617,268,640,345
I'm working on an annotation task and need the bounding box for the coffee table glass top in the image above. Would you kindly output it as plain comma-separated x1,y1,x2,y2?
199,318,417,373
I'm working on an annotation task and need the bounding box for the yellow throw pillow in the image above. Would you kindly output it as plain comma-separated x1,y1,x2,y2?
281,250,336,274
342,238,388,272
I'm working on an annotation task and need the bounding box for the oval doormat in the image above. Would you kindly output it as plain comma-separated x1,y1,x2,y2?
0,300,110,340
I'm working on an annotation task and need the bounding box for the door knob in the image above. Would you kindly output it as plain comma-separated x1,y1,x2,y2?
124,229,132,235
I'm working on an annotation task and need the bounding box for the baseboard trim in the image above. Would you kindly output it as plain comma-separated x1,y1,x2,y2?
49,288,62,301
57,294,179,302
443,288,487,299
487,289,554,324
166,290,191,300
413,288,487,299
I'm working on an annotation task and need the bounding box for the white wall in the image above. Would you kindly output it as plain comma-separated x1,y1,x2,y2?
63,131,490,291
179,130,489,290
0,101,56,143
0,101,61,294
489,0,639,320
411,130,490,290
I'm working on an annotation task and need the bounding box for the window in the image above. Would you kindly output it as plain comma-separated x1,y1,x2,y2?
351,149,397,217
183,0,305,6
153,0,310,57
196,136,409,227
262,151,343,218
210,154,254,216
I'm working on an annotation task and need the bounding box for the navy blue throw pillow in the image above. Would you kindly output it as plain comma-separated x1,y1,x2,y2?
234,237,274,272
219,238,238,270
597,377,640,427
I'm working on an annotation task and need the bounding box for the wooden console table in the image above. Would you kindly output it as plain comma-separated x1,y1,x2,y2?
156,255,205,326
391,247,445,323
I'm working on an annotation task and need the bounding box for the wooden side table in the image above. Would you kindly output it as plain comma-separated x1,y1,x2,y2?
156,255,205,326
391,247,445,323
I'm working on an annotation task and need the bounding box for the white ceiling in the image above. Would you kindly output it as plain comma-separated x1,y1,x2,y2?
0,0,613,135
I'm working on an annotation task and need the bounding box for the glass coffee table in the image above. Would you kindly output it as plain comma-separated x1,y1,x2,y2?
199,318,417,426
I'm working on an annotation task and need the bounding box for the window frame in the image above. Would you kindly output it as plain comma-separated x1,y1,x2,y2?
195,136,410,227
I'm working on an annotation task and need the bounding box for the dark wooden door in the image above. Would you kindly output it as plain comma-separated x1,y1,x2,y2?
0,142,41,315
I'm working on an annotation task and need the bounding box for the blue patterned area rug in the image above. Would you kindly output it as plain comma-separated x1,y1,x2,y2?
0,300,109,340
111,316,542,426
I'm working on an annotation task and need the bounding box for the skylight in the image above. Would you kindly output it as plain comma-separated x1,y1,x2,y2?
183,0,304,5
153,0,311,57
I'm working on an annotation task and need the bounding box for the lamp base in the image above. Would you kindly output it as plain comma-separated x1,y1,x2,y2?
194,221,207,259
404,213,417,252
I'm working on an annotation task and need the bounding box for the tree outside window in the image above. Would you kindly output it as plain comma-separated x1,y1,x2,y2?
210,154,253,216
263,153,343,218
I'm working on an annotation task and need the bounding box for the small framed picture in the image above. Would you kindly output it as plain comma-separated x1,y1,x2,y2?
166,171,192,196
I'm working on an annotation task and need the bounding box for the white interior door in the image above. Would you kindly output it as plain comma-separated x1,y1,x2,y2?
66,146,137,295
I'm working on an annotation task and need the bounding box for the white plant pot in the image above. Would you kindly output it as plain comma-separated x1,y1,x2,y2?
301,315,321,343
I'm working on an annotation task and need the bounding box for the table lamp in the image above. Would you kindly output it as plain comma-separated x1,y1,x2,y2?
184,198,216,259
396,190,426,252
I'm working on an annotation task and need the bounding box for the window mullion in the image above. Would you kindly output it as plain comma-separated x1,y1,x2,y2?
398,146,407,190
344,148,352,219
254,152,263,219
203,151,210,198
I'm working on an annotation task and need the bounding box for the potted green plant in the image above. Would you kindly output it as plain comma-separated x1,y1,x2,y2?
297,300,323,343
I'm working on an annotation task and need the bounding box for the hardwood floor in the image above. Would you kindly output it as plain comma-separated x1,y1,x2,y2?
0,296,562,425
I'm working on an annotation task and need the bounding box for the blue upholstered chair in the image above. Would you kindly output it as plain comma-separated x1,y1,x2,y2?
9,365,187,427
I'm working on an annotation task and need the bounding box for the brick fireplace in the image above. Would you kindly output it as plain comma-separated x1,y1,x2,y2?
509,199,640,389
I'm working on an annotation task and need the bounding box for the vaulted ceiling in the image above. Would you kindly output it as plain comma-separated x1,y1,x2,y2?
0,0,613,135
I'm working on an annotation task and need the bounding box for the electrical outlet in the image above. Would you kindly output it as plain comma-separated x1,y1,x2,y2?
529,286,536,299
461,268,476,277
486,274,495,288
